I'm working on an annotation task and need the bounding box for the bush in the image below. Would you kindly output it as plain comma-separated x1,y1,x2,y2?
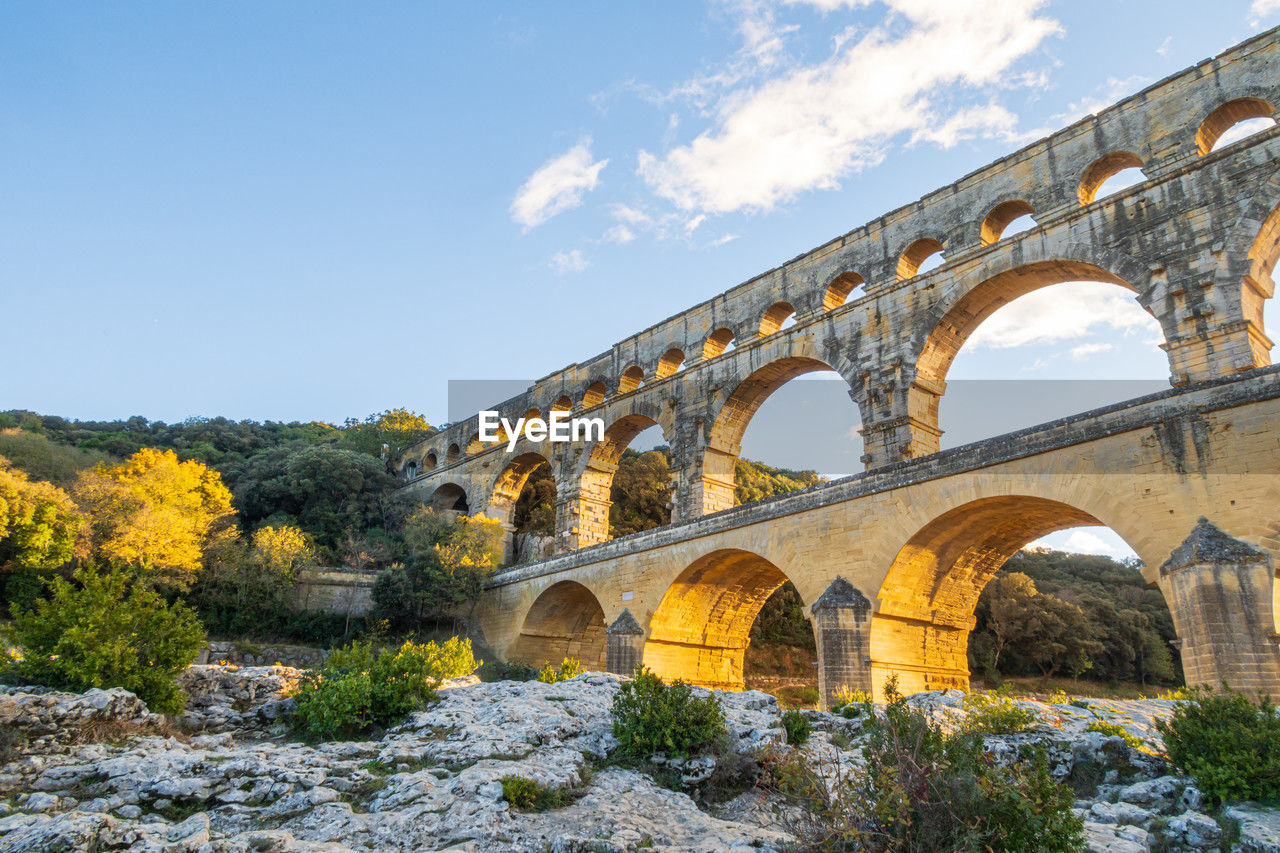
960,692,1039,735
762,677,1083,851
831,687,872,719
782,709,811,746
537,657,583,684
1156,684,1280,803
3,563,205,714
611,667,727,760
293,637,477,739
500,775,571,811
477,659,537,683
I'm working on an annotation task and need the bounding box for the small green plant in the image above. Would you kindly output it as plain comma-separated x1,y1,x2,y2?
1156,684,1280,803
830,686,872,719
477,659,537,682
782,709,811,746
1085,720,1141,748
500,775,571,811
537,657,584,684
293,637,477,740
960,692,1039,735
3,563,205,714
611,666,727,760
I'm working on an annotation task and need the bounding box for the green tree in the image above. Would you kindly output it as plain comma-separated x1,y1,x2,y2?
733,459,823,505
609,449,672,536
192,524,316,635
338,409,436,463
73,448,236,590
0,429,109,486
0,459,83,574
5,563,206,714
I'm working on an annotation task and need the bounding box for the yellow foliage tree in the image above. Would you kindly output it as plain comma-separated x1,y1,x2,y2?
0,457,84,572
74,448,236,589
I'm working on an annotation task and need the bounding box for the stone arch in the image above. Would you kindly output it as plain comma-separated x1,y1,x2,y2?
656,347,686,378
698,355,846,514
403,460,418,480
1196,97,1275,156
869,494,1141,697
582,381,607,409
897,238,945,280
702,327,736,360
428,482,470,513
466,432,485,455
618,365,645,395
552,395,573,412
486,450,554,529
423,452,438,471
571,412,671,548
824,271,864,310
644,548,799,689
904,258,1154,457
980,199,1035,246
507,580,607,671
1078,151,1144,205
446,443,461,464
522,408,542,422
759,301,796,336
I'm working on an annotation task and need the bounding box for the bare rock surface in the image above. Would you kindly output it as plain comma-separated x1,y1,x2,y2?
1,668,1278,852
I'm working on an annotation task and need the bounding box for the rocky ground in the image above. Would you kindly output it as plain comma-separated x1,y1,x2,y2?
0,666,1277,852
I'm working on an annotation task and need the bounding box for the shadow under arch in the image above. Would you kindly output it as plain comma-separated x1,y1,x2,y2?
644,548,799,690
507,580,606,671
428,482,470,513
869,494,1156,698
698,355,844,515
906,260,1157,457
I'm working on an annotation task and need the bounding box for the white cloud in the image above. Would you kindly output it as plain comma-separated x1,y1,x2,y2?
602,224,637,244
1070,342,1114,360
637,0,1060,215
549,249,590,274
511,140,609,230
1029,527,1137,560
1156,35,1172,57
1251,0,1280,25
966,282,1161,350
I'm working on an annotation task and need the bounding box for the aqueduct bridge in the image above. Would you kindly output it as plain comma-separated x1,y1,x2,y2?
402,29,1280,705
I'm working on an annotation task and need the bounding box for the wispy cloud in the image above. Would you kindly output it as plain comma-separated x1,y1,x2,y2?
511,140,608,230
967,282,1160,350
1070,342,1115,360
636,0,1060,215
549,249,590,274
1251,0,1280,26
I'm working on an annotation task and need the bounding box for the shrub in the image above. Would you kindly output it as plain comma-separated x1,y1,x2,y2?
1156,684,1280,803
537,657,584,684
1086,720,1141,749
500,775,571,811
611,667,727,760
477,659,537,683
769,677,1083,851
293,637,476,739
831,686,873,719
782,709,811,746
960,692,1039,735
3,563,205,714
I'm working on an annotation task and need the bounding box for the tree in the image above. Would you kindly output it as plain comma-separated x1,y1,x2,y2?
338,408,436,463
609,450,671,536
734,459,823,505
222,443,395,555
0,458,83,574
0,429,109,486
73,448,235,590
5,562,206,714
192,524,316,635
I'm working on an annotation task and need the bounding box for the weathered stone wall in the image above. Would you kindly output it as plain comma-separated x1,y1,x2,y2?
292,568,377,617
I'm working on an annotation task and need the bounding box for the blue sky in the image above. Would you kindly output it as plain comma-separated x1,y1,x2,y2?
4,1,1279,558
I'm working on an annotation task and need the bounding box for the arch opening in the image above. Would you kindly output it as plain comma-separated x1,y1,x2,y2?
656,348,686,378
744,581,818,704
403,460,418,480
428,482,469,513
508,581,606,672
870,495,1176,698
1245,202,1280,369
618,365,645,395
702,328,737,360
824,272,864,310
446,443,461,464
980,200,1035,246
700,356,857,514
487,451,554,561
1078,151,1145,205
522,408,542,422
645,548,799,689
898,238,945,280
1198,98,1276,155
581,381,607,409
577,414,672,546
551,395,573,413
423,452,438,471
759,301,797,337
911,261,1166,456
